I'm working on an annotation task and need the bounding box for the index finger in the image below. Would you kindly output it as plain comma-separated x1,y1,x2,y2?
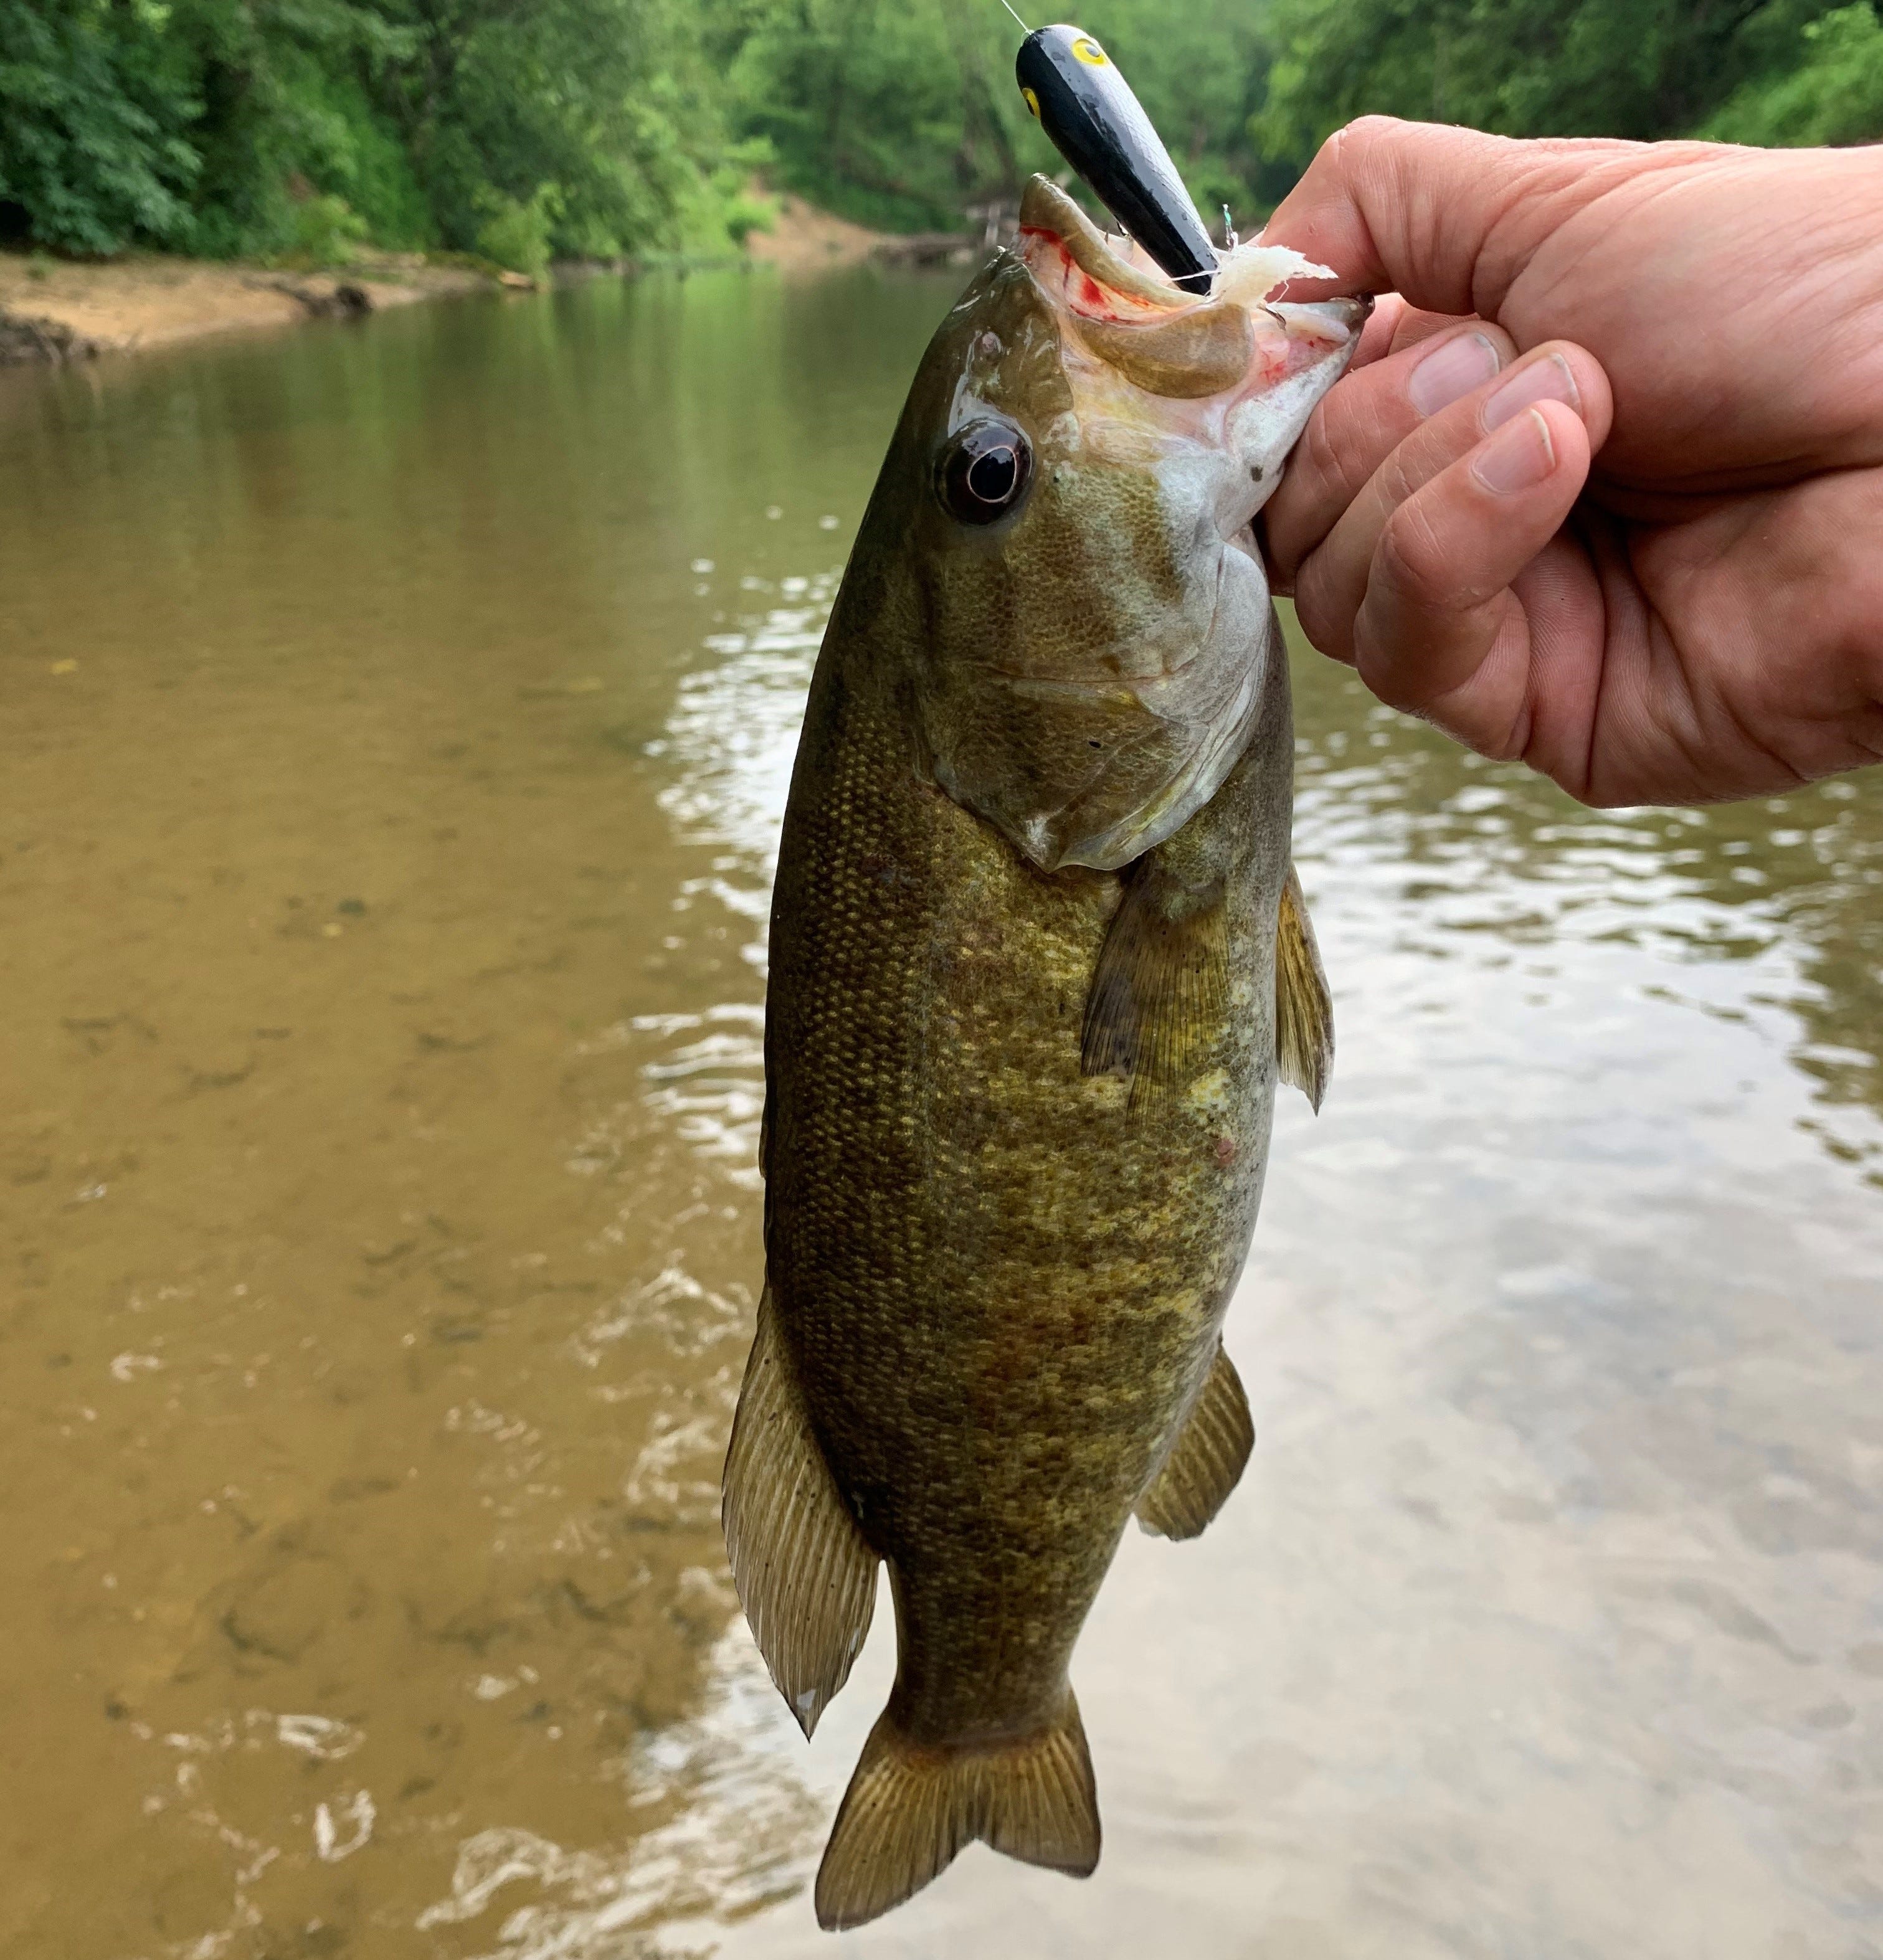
1263,117,1651,320
1265,316,1519,591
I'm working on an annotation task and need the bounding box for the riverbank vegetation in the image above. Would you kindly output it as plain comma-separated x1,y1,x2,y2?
2,0,1879,269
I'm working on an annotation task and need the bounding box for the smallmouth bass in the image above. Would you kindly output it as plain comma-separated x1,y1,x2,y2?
723,176,1365,1929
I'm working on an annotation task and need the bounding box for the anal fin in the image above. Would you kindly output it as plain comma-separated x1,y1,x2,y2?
1276,864,1334,1112
815,1689,1099,1930
1136,1342,1255,1540
1081,855,1228,1094
722,1288,878,1737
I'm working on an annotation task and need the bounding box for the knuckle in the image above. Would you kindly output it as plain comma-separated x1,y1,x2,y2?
1350,620,1421,714
1373,497,1467,613
1260,504,1301,588
1314,114,1405,189
1337,114,1407,157
1304,381,1405,510
1374,444,1420,515
1293,402,1344,501
1291,559,1353,660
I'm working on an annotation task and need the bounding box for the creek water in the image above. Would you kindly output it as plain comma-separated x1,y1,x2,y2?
1,268,1879,1960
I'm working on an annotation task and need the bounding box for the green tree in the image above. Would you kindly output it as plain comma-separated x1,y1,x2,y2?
1704,1,1883,143
371,0,747,255
0,0,199,254
1252,0,1863,163
723,0,1009,229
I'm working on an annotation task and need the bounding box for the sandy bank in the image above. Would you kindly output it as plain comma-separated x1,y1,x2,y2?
747,191,977,274
746,193,888,271
0,252,493,364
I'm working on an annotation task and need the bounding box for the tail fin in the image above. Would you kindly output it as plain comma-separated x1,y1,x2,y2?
813,1691,1099,1930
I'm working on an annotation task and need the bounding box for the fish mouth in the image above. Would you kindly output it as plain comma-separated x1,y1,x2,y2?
1016,174,1368,404
1017,176,1192,321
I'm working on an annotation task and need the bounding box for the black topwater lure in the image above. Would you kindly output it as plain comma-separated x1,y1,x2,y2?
1015,24,1218,293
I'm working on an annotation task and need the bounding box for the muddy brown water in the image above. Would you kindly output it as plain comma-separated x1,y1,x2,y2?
1,270,1879,1960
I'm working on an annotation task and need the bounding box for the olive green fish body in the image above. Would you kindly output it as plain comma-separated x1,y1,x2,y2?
768,610,1289,1746
723,176,1360,1930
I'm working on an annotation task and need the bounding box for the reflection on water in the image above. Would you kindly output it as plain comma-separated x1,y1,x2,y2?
1,269,1878,1960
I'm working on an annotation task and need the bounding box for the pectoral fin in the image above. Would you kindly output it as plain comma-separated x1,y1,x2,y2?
1081,855,1228,1093
1276,864,1333,1112
721,1288,878,1737
1136,1342,1255,1540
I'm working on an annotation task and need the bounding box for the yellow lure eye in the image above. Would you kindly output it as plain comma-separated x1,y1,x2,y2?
1071,36,1108,65
1022,85,1041,118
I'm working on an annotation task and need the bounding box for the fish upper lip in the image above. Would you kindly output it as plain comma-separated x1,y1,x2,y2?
1017,176,1189,316
1015,179,1371,407
1015,179,1379,344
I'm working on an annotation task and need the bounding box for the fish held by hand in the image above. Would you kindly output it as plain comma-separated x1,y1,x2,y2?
723,173,1362,1931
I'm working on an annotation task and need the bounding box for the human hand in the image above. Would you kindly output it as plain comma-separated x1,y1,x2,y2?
1259,118,1883,807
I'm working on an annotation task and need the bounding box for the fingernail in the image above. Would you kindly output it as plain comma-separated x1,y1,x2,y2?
1407,330,1502,417
1471,407,1556,495
1482,352,1580,431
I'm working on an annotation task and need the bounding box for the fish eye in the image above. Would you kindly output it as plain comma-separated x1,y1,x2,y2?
936,419,1032,526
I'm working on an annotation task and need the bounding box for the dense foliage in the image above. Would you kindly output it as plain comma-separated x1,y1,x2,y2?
1,0,1878,265
1253,0,1882,156
0,0,759,262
